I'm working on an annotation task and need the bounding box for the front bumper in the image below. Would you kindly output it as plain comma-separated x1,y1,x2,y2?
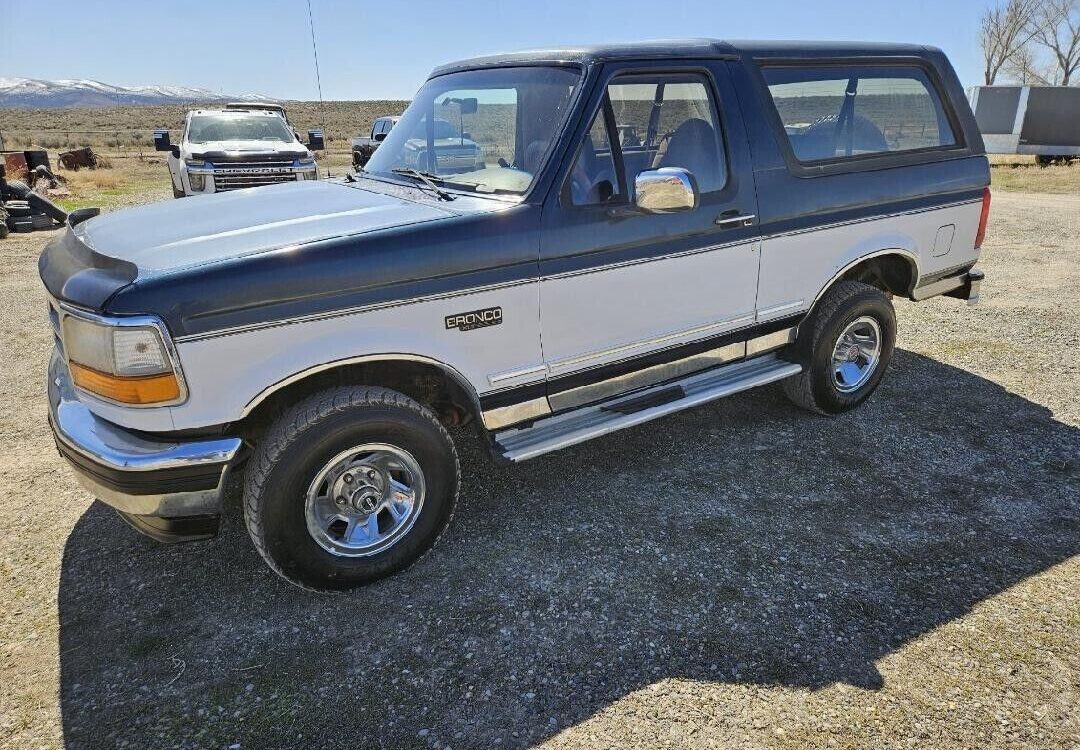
47,350,242,542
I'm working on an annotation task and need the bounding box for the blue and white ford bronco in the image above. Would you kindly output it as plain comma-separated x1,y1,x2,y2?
41,40,990,590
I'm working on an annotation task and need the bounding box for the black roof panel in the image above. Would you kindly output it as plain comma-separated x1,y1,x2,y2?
431,39,936,76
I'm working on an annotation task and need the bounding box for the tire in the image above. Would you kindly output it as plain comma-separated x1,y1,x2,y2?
782,280,896,415
243,386,460,591
3,201,32,217
6,216,33,233
31,213,55,229
172,185,185,199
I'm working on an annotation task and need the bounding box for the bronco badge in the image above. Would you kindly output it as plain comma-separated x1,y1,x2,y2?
445,307,503,332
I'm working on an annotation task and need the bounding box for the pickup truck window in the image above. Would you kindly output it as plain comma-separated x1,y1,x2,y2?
762,65,957,163
569,74,727,206
186,114,295,144
363,66,582,196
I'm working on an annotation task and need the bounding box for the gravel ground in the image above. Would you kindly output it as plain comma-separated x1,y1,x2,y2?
0,191,1077,749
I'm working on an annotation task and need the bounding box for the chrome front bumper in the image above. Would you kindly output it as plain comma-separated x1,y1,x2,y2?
47,350,242,541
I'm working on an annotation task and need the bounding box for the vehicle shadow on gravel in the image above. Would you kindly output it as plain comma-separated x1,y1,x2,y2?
55,350,1078,749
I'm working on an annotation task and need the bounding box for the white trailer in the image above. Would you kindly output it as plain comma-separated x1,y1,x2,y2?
969,85,1080,163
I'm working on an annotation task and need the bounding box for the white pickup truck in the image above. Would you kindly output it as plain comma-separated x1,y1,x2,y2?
351,115,400,168
154,105,324,197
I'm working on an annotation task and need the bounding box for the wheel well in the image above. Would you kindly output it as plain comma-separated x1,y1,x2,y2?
238,359,480,441
834,253,917,299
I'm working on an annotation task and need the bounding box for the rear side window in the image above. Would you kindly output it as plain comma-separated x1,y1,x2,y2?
762,66,957,163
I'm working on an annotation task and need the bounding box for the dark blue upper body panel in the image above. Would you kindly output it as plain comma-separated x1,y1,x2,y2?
431,39,934,76
103,184,542,337
40,39,989,339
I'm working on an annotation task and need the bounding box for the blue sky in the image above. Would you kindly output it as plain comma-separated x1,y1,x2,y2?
1,0,990,99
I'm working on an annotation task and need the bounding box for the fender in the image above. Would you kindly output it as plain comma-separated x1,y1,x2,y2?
240,353,482,420
806,247,921,314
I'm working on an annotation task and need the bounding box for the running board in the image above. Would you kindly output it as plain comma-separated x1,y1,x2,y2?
494,355,802,462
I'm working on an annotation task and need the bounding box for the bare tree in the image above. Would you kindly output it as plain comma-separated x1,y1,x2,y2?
1004,42,1058,82
981,0,1044,84
1028,0,1080,84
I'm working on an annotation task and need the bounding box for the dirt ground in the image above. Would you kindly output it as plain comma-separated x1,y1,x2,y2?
0,188,1077,749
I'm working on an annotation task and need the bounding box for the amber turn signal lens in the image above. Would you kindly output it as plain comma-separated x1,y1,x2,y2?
69,362,181,405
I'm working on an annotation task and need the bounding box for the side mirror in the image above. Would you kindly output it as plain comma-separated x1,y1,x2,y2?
153,129,171,152
459,97,478,115
634,167,699,213
373,132,387,142
461,132,472,141
307,129,325,151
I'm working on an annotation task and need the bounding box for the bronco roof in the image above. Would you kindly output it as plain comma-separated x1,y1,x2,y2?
431,39,938,76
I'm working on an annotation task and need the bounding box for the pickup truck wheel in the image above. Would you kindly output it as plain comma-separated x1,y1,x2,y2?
782,280,895,414
243,386,459,591
172,185,184,198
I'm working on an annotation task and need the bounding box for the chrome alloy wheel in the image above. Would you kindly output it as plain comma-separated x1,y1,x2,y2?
304,444,426,557
830,316,882,393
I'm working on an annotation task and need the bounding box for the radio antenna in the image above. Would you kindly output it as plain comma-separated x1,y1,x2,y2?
306,0,325,105
306,0,328,175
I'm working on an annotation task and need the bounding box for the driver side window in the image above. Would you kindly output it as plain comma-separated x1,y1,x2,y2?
568,73,727,207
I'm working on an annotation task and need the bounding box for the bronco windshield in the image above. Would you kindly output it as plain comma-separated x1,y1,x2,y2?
363,66,583,196
186,114,296,144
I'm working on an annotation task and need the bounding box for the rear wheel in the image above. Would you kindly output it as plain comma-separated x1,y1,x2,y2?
783,280,896,414
243,386,459,591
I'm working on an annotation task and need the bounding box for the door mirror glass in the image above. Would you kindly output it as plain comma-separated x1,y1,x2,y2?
635,167,699,213
373,131,387,142
153,129,171,152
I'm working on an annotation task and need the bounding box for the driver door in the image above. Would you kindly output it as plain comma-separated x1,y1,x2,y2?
538,61,761,410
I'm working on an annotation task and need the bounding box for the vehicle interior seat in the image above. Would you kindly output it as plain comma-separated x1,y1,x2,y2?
796,113,889,160
651,118,722,192
524,139,550,174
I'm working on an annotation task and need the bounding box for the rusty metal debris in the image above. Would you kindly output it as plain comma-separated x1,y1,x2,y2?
1,159,68,237
59,147,108,171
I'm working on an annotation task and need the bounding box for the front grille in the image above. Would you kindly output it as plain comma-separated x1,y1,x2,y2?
201,155,302,191
211,170,298,191
434,152,477,170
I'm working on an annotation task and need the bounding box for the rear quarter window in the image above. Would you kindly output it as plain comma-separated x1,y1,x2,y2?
761,65,957,163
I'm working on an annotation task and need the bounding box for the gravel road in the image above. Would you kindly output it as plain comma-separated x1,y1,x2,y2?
0,191,1077,749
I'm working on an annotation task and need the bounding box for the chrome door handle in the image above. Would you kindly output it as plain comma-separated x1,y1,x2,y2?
715,212,756,229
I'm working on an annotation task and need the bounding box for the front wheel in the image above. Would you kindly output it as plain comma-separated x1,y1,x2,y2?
783,280,896,414
243,386,460,591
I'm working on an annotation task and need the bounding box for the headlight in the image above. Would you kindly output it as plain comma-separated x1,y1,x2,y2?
188,172,206,191
61,315,183,405
296,158,317,180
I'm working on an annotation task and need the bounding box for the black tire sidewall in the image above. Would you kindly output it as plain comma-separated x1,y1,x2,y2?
257,403,456,590
808,292,895,413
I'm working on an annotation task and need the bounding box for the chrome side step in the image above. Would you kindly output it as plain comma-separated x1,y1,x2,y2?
494,354,802,462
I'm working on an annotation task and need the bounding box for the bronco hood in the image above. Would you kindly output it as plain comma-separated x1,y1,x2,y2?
39,180,455,308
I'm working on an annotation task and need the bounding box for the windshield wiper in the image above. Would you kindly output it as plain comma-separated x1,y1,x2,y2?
391,168,454,201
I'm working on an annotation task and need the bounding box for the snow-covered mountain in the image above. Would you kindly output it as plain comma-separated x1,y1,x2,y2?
0,77,271,108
